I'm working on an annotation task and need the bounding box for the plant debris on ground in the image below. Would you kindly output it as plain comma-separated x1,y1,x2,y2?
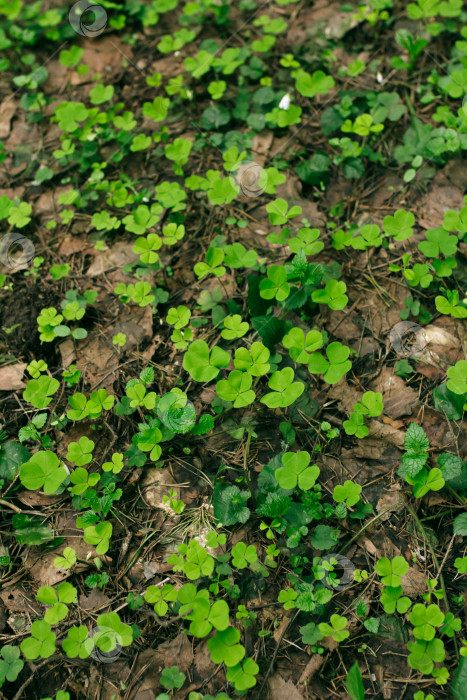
1,0,467,699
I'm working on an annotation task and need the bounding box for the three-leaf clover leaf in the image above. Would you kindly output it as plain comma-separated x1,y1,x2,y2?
20,621,56,659
23,376,59,409
308,341,352,384
66,436,95,466
375,556,409,587
275,451,320,490
0,645,24,685
216,370,255,408
319,614,349,642
20,450,67,494
333,480,362,507
208,627,245,667
259,265,290,301
260,368,304,408
183,340,231,382
312,279,348,310
234,342,270,376
409,604,445,641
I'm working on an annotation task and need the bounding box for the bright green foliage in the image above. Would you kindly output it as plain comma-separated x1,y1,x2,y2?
282,328,323,363
178,584,229,637
0,645,24,687
20,450,67,494
380,586,412,614
308,341,352,384
168,540,215,580
213,484,250,526
83,522,113,554
259,265,290,301
222,315,249,340
166,305,191,329
375,556,409,587
260,367,304,408
126,382,157,410
216,370,255,408
435,291,467,318
226,657,259,691
275,451,320,490
234,343,270,376
278,588,298,609
447,360,467,394
66,436,94,466
406,467,445,498
345,662,365,700
400,422,430,478
36,582,77,624
54,547,77,570
208,627,245,667
102,453,124,474
144,583,177,616
266,198,302,225
319,614,349,642
23,376,59,409
231,542,257,569
133,234,162,264
223,243,257,268
20,621,56,659
69,467,100,496
418,227,458,257
183,340,230,382
294,69,335,98
160,666,186,690
407,638,445,674
333,480,362,507
114,282,155,307
288,227,324,256
409,604,445,641
312,279,348,310
27,359,48,378
194,248,226,279
62,626,90,659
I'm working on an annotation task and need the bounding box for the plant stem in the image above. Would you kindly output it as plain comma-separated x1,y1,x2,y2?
243,425,255,502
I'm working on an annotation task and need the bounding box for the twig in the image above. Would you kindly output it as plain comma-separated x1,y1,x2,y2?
12,656,57,700
255,609,298,698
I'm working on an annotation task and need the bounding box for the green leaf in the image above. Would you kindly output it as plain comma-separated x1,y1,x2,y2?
453,512,467,536
260,367,304,408
0,442,30,480
310,524,339,550
183,340,230,382
207,627,245,667
452,656,467,700
346,662,365,700
20,450,67,494
23,376,59,409
375,556,409,587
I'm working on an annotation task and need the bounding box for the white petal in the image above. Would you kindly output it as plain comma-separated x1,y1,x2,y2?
279,94,291,110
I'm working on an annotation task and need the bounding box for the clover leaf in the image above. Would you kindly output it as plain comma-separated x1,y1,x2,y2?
383,209,415,241
216,370,255,407
234,342,270,376
260,367,304,408
222,315,249,340
20,621,56,659
447,360,467,395
66,436,95,466
409,603,445,641
23,376,59,409
282,327,323,363
375,556,409,587
333,480,362,507
275,451,320,490
308,341,352,384
20,450,67,494
259,265,290,301
312,279,348,310
0,645,24,686
319,614,349,642
208,627,245,667
406,467,445,498
226,657,259,691
183,340,230,382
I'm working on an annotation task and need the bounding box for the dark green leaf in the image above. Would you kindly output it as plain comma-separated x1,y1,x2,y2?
345,662,365,700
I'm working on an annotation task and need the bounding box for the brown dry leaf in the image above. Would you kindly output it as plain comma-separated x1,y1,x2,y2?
0,362,26,390
194,639,216,676
269,673,304,700
86,240,138,277
376,486,406,521
370,367,418,419
141,468,179,511
131,633,194,698
0,587,41,615
401,567,427,597
79,588,111,612
21,512,109,586
418,185,465,229
0,97,17,139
